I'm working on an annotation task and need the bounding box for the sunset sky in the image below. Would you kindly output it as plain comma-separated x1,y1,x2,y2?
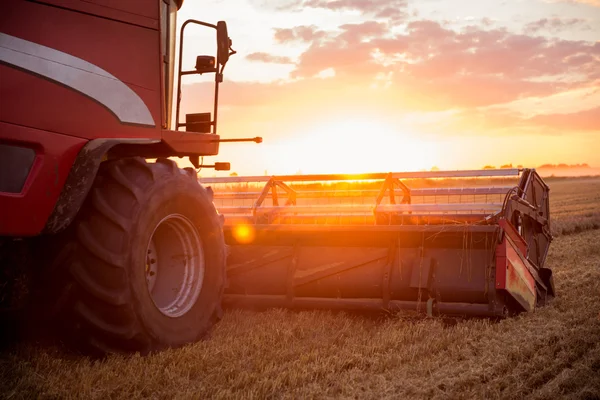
176,0,600,176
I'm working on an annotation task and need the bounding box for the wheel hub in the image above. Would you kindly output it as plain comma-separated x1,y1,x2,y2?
145,214,205,318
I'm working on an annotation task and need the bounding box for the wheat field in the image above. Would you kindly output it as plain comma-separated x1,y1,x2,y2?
1,177,599,399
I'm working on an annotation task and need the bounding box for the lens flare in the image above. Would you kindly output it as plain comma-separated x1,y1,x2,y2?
232,223,255,244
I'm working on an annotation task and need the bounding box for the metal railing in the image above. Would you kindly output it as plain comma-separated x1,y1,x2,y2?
200,168,521,225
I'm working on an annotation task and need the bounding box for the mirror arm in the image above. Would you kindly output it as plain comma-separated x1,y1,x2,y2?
213,62,227,136
175,19,234,136
175,19,218,131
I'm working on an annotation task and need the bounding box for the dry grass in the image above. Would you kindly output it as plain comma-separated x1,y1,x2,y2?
1,231,599,399
548,178,600,237
1,177,600,400
551,212,600,237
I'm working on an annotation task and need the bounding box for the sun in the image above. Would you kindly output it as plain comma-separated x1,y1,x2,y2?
275,117,439,174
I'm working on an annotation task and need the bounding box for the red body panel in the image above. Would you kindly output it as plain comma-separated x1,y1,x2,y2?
0,1,162,139
35,0,159,29
83,0,159,19
162,130,221,155
495,219,537,312
0,122,86,236
1,0,161,236
0,0,221,236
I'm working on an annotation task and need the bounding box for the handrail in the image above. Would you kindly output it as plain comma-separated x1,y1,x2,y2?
199,169,521,184
217,203,503,214
211,186,514,199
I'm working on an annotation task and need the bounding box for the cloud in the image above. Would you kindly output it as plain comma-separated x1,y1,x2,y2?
526,106,600,130
441,105,600,135
248,0,306,11
524,17,591,34
275,19,600,108
338,21,388,41
303,0,407,10
246,52,295,64
291,22,390,78
277,0,409,21
555,0,600,6
274,25,327,43
374,6,408,21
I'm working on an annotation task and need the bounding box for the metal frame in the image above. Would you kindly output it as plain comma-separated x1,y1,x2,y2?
174,19,221,134
204,168,521,225
223,224,505,316
211,186,515,200
201,168,521,184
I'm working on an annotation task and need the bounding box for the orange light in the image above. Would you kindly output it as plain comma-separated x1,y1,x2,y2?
232,223,256,244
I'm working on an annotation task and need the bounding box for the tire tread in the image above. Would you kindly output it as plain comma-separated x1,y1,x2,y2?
61,157,225,355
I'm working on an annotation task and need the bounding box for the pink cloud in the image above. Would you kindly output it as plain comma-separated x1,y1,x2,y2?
278,0,409,21
276,19,599,107
274,25,327,43
558,0,600,6
338,21,388,42
304,0,408,11
527,107,600,130
524,17,591,34
246,52,294,64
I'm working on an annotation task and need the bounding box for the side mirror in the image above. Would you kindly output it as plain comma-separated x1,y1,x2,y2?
195,55,216,74
216,21,230,66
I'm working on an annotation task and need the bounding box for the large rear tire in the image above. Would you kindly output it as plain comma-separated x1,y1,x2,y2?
61,157,225,355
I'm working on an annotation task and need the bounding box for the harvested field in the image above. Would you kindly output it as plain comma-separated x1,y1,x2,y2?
547,177,600,237
1,177,599,399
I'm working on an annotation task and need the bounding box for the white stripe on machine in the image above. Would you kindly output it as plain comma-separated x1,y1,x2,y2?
0,33,155,127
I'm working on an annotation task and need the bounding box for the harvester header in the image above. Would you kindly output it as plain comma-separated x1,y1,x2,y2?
202,168,554,317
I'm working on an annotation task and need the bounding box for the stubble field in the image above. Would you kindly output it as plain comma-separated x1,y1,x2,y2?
1,177,599,399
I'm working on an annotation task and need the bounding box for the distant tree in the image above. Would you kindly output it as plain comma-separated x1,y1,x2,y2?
538,163,591,169
500,163,513,169
430,166,440,171
517,164,523,168
229,172,238,176
483,165,496,169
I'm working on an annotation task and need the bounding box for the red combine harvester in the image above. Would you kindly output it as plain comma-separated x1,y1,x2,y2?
1,0,554,355
0,0,259,354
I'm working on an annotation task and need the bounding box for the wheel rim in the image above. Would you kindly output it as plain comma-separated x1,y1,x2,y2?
145,214,205,318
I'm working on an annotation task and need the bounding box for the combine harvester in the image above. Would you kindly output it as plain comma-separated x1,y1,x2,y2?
202,168,554,317
0,0,555,356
